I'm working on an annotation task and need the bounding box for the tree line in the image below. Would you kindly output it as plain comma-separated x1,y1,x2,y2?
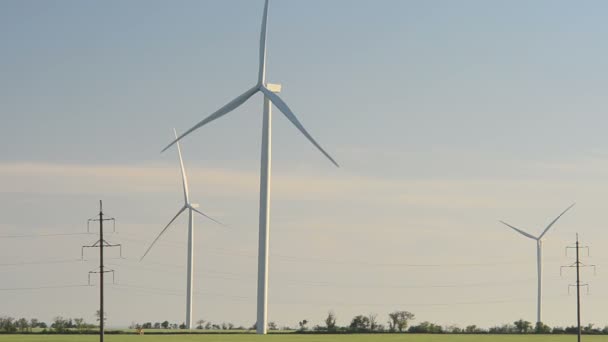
0,311,105,334
299,313,608,335
129,320,247,331
3,311,608,335
0,316,98,334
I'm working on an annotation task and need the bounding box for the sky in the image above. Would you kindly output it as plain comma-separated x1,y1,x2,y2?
2,0,608,330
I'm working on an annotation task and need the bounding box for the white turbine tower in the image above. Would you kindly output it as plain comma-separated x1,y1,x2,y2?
499,203,575,324
161,0,339,335
141,129,222,329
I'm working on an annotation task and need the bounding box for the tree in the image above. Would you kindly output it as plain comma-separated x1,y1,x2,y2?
489,324,516,334
552,326,565,334
325,311,337,332
196,320,205,329
465,325,480,333
143,322,152,329
409,321,443,333
15,318,29,332
29,318,39,330
535,321,551,334
388,311,415,332
153,322,161,329
349,315,370,332
74,318,85,332
95,310,107,327
161,321,170,329
514,319,532,334
205,322,212,330
51,317,68,333
445,325,462,333
298,320,309,331
368,313,379,332
228,323,234,330
0,317,17,333
583,323,599,334
268,322,277,330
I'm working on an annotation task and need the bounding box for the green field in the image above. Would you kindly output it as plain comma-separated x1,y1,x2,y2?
1,335,608,342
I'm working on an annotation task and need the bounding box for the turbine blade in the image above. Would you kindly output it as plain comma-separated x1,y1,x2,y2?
191,207,224,227
539,203,576,239
161,86,259,152
258,0,269,85
140,206,187,261
174,129,190,204
259,86,340,168
499,221,537,240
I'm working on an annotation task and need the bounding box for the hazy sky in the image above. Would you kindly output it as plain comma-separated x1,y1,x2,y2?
2,0,608,330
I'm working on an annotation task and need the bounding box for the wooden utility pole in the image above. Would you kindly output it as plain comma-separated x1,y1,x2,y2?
561,233,595,342
82,200,121,342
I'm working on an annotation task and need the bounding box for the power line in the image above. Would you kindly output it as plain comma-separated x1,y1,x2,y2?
105,257,543,290
0,252,548,290
0,281,583,311
119,232,548,268
0,258,82,267
0,284,90,291
118,231,556,268
0,232,91,238
110,283,251,301
270,253,544,268
102,283,554,308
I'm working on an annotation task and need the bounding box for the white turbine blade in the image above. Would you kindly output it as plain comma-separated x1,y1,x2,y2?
259,86,340,168
173,129,190,204
539,203,576,239
140,206,187,261
257,0,269,85
161,86,259,152
499,221,537,240
191,207,225,226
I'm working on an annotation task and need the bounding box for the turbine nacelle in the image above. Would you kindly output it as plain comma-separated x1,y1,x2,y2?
264,83,282,93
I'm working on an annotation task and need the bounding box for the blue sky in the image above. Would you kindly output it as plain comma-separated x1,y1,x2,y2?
4,0,608,166
2,0,608,329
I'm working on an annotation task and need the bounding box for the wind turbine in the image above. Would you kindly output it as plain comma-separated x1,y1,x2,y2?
141,129,222,330
161,0,339,334
499,203,575,324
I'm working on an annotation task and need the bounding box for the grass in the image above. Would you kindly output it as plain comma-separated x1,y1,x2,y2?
2,335,608,342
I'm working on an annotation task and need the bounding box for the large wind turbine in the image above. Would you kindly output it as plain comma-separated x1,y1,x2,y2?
161,0,339,334
499,203,575,324
141,129,222,329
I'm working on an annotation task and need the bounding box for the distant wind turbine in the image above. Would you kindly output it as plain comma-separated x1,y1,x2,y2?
161,0,339,334
499,203,575,324
141,129,222,330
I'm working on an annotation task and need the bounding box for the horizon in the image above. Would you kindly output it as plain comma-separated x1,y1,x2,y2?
2,0,608,330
